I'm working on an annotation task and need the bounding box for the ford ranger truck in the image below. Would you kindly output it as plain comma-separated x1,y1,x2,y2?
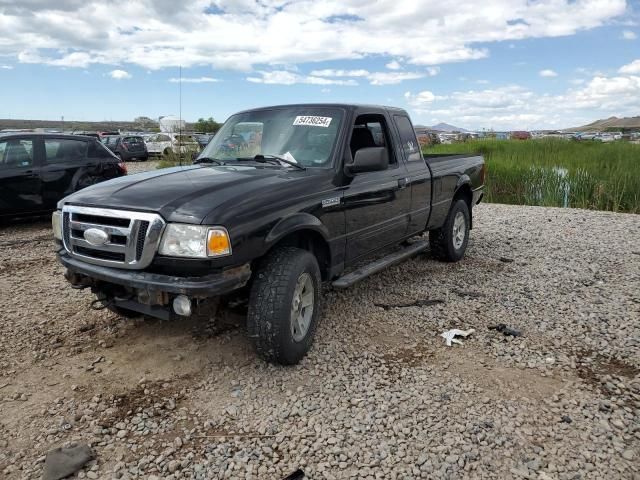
53,104,485,365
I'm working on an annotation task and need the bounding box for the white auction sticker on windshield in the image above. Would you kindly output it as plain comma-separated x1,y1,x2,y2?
293,116,332,128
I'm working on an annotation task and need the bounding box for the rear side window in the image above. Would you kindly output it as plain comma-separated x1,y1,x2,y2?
45,138,88,163
124,136,143,145
0,138,34,168
88,141,115,159
394,115,422,162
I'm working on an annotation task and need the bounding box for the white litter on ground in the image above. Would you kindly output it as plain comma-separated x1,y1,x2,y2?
440,328,475,346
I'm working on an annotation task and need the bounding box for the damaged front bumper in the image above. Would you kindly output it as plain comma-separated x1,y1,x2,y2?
57,250,251,319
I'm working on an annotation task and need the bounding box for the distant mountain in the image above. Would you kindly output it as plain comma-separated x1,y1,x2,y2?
567,116,640,132
428,122,469,133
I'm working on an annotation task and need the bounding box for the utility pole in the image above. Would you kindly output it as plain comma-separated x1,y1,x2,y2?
179,65,182,166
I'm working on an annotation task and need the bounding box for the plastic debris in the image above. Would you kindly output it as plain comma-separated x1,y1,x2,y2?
489,324,522,337
440,328,475,346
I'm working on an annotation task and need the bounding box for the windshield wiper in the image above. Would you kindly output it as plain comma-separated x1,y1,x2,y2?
236,154,306,171
193,156,226,165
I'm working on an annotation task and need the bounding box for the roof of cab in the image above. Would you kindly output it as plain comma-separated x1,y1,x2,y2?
234,103,408,115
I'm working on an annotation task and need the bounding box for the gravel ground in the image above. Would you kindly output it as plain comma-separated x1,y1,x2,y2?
124,160,160,174
0,203,638,479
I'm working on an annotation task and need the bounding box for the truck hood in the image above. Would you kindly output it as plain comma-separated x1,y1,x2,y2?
63,165,308,224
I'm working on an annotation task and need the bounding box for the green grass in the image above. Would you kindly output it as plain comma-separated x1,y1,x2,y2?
425,139,640,213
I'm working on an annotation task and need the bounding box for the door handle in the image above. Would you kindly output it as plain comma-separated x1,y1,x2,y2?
398,177,409,189
24,170,38,178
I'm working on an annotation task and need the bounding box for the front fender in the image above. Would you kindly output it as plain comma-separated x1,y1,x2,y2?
265,212,330,247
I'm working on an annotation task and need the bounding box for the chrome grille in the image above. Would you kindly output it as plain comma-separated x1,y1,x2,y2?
61,205,165,269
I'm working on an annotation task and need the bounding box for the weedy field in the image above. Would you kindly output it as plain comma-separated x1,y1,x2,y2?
426,139,640,213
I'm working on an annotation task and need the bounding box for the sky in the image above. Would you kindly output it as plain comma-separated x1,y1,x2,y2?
0,0,639,130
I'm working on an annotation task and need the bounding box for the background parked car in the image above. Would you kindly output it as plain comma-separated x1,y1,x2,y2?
193,133,214,149
0,133,127,219
103,135,148,161
218,133,248,153
145,133,200,156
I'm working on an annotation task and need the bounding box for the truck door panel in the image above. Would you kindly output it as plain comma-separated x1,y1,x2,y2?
343,114,411,263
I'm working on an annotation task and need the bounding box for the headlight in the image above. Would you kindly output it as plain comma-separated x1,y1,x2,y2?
52,211,63,241
159,224,231,258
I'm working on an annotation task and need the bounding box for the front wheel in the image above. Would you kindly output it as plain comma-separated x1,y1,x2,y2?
429,198,470,262
247,247,321,365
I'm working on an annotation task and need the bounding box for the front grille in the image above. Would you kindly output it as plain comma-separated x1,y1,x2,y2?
136,221,149,261
61,206,165,270
75,246,126,262
73,213,130,227
62,212,71,248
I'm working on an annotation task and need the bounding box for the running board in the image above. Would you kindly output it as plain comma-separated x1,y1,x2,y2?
331,240,429,289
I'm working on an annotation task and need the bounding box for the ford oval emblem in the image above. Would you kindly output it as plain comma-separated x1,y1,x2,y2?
84,228,109,246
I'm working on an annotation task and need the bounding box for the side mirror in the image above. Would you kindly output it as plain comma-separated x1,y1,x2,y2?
347,147,389,174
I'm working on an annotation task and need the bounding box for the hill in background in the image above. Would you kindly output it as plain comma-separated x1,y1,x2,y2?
568,116,640,132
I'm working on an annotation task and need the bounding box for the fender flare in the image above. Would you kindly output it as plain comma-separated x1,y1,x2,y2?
265,212,331,248
453,175,474,229
455,174,472,193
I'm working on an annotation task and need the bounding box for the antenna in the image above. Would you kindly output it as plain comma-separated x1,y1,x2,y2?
179,65,182,166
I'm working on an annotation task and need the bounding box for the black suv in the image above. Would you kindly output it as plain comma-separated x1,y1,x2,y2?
0,133,126,219
103,135,148,161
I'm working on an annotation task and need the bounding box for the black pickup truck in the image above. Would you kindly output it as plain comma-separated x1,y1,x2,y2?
53,104,484,364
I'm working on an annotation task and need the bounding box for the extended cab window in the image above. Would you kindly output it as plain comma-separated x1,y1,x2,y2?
350,114,396,167
394,115,422,162
0,138,34,168
45,138,88,163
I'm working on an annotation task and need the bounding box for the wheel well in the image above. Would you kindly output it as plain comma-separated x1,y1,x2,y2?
268,230,331,281
454,183,473,229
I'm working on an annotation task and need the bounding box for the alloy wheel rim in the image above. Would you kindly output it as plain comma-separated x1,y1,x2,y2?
452,211,466,250
290,273,314,342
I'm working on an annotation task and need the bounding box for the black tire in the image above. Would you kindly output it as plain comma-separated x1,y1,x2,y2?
247,246,321,365
163,148,172,156
429,198,471,262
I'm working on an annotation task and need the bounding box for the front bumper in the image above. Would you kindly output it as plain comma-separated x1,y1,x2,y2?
57,250,251,297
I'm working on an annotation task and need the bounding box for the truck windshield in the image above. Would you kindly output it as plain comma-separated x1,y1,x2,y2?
199,107,343,168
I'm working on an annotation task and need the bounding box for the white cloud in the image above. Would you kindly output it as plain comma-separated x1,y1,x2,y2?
168,76,220,83
405,61,640,130
0,0,627,71
369,71,429,85
621,30,637,40
109,69,131,80
310,67,437,85
404,90,438,107
539,69,558,77
0,65,13,69
619,59,640,74
246,70,358,86
309,69,369,77
386,60,402,70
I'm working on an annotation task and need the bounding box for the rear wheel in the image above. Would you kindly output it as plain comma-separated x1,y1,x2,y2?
163,148,173,156
429,198,470,262
247,247,321,365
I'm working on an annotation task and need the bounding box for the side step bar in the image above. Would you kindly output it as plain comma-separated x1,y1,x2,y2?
331,240,429,289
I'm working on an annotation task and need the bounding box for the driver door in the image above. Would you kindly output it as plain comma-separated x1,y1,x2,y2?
343,113,411,263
